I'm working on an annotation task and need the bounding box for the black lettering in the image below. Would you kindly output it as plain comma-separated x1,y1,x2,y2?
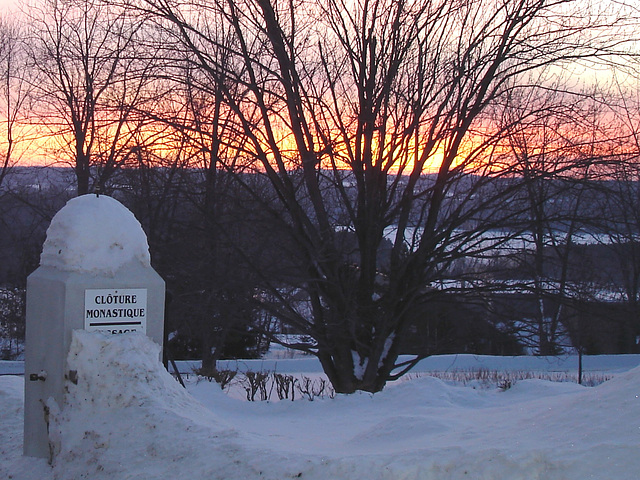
109,328,133,334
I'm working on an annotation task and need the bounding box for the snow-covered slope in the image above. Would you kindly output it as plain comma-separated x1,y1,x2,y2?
2,331,639,479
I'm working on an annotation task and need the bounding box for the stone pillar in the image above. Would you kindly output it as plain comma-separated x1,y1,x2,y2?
24,194,165,458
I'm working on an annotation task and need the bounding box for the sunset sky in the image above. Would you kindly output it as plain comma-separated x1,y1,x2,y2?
0,0,17,12
2,0,637,170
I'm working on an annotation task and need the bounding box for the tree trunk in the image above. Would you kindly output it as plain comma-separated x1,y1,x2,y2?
200,329,215,373
76,158,90,196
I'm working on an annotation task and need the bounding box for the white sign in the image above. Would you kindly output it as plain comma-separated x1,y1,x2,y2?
84,288,147,334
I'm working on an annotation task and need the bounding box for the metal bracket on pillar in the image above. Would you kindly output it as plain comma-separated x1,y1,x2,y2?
29,370,48,382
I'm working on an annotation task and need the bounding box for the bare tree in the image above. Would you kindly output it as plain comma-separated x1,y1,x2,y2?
494,87,614,354
25,0,160,195
596,162,640,353
0,15,32,188
140,0,635,393
136,18,264,368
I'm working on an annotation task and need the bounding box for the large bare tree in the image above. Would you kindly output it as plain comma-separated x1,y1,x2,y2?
136,0,634,393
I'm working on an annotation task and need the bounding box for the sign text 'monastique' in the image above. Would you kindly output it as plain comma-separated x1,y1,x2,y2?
84,288,148,335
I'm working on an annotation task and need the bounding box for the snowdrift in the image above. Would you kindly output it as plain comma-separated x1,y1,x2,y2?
50,331,302,480
4,330,640,479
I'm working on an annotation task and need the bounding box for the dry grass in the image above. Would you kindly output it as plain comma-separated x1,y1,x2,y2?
405,369,613,389
190,367,612,401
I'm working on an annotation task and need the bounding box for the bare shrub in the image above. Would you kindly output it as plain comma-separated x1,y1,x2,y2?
194,367,238,391
243,371,270,401
295,376,336,401
273,373,296,401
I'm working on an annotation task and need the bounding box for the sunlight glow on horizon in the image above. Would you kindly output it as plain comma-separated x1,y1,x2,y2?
3,0,639,175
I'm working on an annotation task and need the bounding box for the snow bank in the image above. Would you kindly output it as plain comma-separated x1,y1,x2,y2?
3,331,639,480
40,195,150,276
49,331,304,480
0,376,52,480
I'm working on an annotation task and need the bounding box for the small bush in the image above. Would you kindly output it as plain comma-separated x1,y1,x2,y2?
295,376,335,401
498,379,512,391
195,367,238,390
273,373,296,401
242,371,270,401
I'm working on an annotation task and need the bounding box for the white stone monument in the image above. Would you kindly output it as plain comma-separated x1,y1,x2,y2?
24,194,165,458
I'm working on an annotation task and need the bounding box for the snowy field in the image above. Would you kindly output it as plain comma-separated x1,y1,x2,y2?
2,331,640,480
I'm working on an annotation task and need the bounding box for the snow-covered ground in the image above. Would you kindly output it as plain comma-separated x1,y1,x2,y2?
2,331,639,480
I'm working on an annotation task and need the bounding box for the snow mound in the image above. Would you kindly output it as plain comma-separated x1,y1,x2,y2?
50,331,304,480
40,331,640,480
0,376,53,480
63,330,198,414
40,195,150,275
